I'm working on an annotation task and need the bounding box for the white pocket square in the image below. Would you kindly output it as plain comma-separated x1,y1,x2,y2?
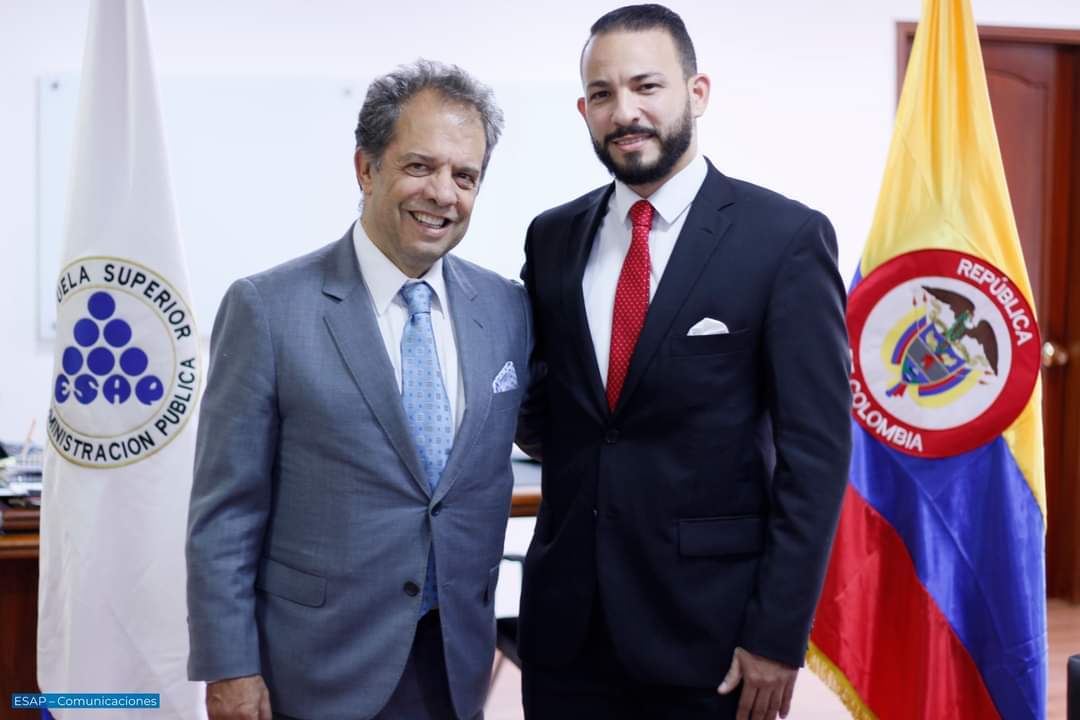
492,361,518,393
686,318,729,336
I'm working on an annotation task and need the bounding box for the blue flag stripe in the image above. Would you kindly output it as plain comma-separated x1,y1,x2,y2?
850,426,1047,719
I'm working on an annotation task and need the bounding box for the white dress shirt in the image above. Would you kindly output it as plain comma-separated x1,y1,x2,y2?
583,153,708,386
353,220,465,431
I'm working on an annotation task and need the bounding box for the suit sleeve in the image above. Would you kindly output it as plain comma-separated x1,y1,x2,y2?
186,278,279,681
739,211,852,667
515,218,548,460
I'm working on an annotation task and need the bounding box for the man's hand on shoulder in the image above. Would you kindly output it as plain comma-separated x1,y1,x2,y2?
717,646,798,720
206,675,271,720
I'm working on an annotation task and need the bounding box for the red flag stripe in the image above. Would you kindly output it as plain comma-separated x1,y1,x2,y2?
810,485,999,719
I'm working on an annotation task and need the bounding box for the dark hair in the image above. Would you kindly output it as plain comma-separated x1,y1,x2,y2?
584,4,697,78
354,59,504,176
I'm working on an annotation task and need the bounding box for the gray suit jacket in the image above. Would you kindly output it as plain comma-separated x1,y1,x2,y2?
186,231,530,719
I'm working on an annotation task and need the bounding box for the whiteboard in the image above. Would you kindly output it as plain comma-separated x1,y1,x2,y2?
37,74,610,338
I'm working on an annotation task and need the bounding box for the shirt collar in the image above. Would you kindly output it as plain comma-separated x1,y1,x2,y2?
352,219,447,316
611,152,707,228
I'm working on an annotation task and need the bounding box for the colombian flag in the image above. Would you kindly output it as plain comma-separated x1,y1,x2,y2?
807,0,1047,718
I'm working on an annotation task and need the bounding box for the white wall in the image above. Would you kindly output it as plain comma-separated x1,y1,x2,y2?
3,0,1080,444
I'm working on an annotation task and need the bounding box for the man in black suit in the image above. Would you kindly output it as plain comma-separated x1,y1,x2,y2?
515,5,851,719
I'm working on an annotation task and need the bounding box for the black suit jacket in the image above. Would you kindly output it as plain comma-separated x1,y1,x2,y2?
515,160,852,687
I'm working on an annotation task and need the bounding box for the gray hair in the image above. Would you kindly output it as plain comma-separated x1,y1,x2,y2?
354,59,505,177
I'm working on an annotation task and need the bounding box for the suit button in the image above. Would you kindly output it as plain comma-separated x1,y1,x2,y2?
403,581,420,597
431,502,442,517
604,429,619,444
592,507,598,519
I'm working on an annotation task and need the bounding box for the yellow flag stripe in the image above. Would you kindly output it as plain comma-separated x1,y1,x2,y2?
857,0,1044,514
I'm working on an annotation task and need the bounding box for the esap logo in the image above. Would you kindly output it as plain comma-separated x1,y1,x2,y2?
847,250,1039,458
55,290,164,408
49,257,200,468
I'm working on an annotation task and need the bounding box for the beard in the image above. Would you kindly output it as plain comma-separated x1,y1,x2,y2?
591,101,694,187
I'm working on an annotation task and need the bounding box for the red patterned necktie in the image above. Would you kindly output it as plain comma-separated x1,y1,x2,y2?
606,200,654,412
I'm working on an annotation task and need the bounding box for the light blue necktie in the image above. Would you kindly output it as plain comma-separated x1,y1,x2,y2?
399,281,453,615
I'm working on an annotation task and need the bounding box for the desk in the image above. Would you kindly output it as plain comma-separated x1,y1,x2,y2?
0,464,542,703
510,458,541,517
0,507,39,559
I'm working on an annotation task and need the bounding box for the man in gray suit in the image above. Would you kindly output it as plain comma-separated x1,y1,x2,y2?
186,60,529,720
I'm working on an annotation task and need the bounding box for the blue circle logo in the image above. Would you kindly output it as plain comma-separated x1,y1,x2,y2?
49,258,201,468
56,294,161,402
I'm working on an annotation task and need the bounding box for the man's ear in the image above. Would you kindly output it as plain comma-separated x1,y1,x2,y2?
688,73,711,118
355,148,375,194
577,96,587,122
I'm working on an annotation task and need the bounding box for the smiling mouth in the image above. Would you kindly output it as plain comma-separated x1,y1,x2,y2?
610,133,654,151
410,211,450,229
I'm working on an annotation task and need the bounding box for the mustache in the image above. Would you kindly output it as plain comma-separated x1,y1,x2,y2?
603,125,657,145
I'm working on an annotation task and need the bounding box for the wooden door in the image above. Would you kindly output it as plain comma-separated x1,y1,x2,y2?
898,25,1080,602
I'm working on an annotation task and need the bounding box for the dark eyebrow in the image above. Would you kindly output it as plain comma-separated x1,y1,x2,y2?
586,72,665,91
400,152,436,165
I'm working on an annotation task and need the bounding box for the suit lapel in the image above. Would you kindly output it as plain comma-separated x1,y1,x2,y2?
563,186,614,421
614,164,736,415
321,233,429,497
433,256,489,504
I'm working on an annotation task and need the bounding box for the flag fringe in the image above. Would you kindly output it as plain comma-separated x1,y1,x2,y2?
806,641,879,720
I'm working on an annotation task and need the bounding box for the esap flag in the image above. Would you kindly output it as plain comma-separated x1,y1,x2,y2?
38,0,205,717
807,0,1046,718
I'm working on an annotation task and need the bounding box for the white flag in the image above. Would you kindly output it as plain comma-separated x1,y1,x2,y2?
38,0,205,717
